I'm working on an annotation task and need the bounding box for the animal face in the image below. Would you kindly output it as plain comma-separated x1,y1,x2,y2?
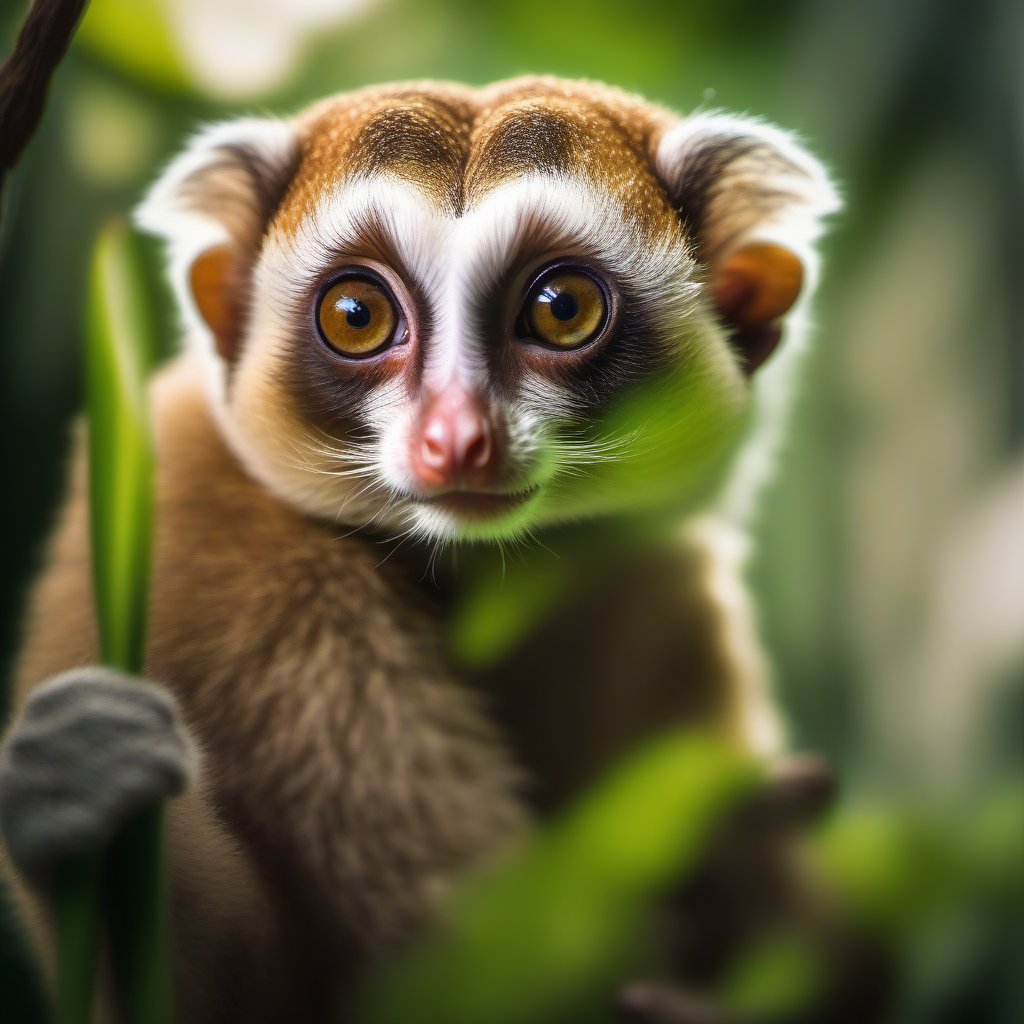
140,78,836,543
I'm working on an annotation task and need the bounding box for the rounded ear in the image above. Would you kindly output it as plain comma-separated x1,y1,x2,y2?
189,244,242,361
135,118,300,364
712,241,805,372
654,114,839,372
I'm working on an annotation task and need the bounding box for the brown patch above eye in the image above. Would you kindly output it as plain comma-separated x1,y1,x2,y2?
348,102,469,210
466,102,583,193
277,87,478,232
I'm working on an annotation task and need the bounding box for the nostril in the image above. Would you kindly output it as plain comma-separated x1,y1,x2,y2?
463,430,491,470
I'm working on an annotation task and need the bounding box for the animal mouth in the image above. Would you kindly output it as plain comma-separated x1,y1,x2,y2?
420,485,540,520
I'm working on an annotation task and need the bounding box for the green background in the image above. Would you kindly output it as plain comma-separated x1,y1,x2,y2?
1,0,1021,1020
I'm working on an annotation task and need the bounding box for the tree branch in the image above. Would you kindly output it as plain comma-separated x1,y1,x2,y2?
0,0,89,209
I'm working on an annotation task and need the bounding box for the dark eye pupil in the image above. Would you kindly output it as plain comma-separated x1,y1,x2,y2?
339,297,371,329
549,292,578,322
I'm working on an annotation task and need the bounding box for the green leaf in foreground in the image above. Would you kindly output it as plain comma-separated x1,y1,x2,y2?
88,221,168,1024
55,221,166,1024
360,733,758,1024
86,220,155,675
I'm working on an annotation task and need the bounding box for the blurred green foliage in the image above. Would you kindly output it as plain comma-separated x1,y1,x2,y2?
1,0,1020,1021
361,736,756,1024
720,932,824,1019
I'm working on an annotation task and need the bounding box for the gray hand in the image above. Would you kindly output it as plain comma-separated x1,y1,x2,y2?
0,667,195,880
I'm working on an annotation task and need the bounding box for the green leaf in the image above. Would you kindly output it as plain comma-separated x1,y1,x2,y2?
54,855,103,1024
360,733,758,1024
86,221,155,675
55,222,167,1024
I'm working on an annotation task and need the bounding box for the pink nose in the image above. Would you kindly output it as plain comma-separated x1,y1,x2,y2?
410,389,500,490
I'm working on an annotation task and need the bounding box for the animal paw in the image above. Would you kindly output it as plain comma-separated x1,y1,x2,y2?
0,667,195,879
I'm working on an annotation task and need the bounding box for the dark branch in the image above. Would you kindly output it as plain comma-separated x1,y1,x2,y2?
0,0,89,206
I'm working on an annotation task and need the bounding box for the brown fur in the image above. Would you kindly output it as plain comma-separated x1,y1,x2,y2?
8,355,771,1021
472,527,778,812
280,78,675,232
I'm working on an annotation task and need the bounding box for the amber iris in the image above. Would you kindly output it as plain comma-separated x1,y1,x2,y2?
524,271,607,349
318,276,399,356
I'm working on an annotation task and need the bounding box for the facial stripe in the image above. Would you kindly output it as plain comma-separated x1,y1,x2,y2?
265,176,448,302
263,168,703,413
454,173,694,316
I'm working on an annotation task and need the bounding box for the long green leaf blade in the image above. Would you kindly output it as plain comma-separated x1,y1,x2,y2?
55,221,166,1024
86,221,154,675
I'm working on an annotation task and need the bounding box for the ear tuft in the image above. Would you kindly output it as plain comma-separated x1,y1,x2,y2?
654,113,839,371
655,113,839,265
136,118,299,251
135,118,300,361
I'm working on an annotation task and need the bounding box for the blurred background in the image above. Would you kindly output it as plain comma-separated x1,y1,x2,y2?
1,0,1021,1020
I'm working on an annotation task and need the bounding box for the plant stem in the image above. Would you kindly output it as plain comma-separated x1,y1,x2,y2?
54,855,102,1024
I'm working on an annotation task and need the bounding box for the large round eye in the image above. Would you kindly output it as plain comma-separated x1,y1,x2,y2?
522,269,608,349
317,274,400,357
